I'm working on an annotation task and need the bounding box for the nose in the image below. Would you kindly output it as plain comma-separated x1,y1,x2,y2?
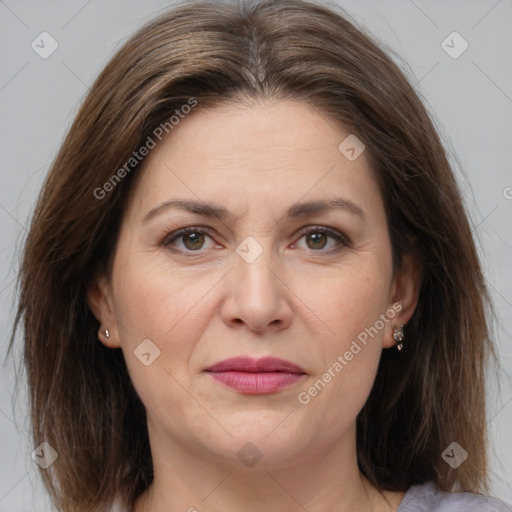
220,247,294,333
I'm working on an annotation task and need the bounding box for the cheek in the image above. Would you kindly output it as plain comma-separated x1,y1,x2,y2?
293,260,391,416
114,249,203,329
111,252,220,374
300,261,391,348
110,258,220,432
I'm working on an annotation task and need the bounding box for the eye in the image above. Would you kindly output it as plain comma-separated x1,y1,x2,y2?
162,227,218,253
161,225,350,256
292,226,349,253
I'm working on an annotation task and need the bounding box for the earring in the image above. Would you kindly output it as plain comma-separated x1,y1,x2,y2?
104,328,110,340
392,324,405,351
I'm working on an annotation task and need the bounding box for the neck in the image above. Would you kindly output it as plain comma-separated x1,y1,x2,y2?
133,420,403,512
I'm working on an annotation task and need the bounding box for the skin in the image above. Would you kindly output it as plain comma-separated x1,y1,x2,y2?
89,100,421,512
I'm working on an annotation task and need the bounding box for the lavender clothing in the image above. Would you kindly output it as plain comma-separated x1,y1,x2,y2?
110,481,512,511
397,481,511,511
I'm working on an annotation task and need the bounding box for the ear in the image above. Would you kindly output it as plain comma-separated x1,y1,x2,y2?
383,253,422,349
87,273,121,349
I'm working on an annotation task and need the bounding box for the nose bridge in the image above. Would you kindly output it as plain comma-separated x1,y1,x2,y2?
221,236,293,332
234,236,280,303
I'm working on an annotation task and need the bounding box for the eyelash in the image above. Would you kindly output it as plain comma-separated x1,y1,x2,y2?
161,225,350,257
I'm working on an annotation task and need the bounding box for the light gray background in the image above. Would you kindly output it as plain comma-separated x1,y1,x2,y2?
0,0,511,510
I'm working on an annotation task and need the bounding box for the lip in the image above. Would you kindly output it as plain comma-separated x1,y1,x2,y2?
206,356,305,374
204,356,306,395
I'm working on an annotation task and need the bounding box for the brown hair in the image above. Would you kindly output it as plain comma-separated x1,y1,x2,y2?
9,0,498,510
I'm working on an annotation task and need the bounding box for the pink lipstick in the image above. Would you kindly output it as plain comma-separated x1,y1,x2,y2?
204,356,306,394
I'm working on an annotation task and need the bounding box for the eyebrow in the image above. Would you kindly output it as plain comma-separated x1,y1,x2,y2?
142,197,365,224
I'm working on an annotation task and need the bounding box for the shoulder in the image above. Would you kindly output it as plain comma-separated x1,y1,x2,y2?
398,481,512,512
108,496,126,512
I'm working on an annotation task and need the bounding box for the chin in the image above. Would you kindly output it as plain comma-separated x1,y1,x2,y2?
208,414,312,466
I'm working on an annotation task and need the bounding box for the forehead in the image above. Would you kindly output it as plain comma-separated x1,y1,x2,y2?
126,100,383,222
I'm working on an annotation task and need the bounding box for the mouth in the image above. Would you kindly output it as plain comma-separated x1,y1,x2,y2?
204,356,307,395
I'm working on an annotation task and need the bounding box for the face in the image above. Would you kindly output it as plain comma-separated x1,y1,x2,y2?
90,100,418,468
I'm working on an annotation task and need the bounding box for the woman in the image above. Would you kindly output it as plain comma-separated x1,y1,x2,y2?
10,0,511,511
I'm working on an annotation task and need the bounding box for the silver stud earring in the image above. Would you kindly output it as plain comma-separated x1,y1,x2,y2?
392,324,405,351
105,328,110,340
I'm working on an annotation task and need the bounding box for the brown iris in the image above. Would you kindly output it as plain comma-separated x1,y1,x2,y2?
305,231,328,250
183,232,205,250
